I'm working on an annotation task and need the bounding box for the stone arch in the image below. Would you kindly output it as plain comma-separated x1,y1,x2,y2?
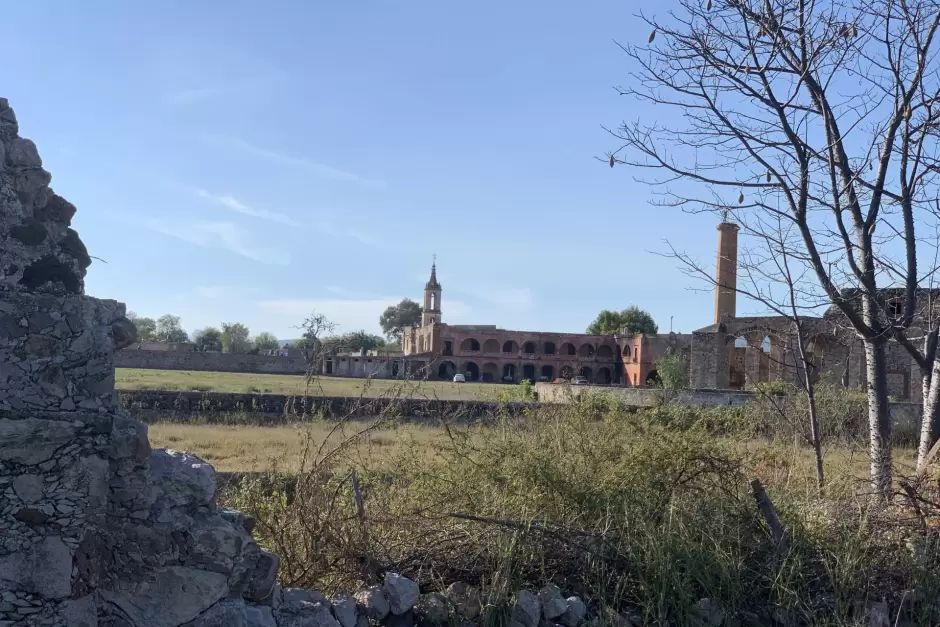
560,365,575,379
522,364,536,382
522,341,537,355
646,369,661,385
482,362,499,382
622,344,631,357
579,366,594,380
578,343,595,358
502,363,516,381
597,345,613,359
502,340,519,354
560,342,577,356
461,338,481,352
461,361,480,381
482,339,500,354
438,360,457,380
540,365,554,381
595,367,612,384
543,341,557,355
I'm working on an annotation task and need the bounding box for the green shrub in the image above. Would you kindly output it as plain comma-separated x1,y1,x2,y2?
219,401,937,624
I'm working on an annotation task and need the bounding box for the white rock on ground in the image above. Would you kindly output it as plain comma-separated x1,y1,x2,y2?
560,596,587,627
147,449,217,507
355,584,390,620
330,593,358,627
384,572,420,615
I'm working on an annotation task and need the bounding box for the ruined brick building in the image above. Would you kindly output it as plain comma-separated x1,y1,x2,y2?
688,222,925,401
400,262,689,385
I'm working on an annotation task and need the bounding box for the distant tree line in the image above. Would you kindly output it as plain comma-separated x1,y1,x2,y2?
126,312,282,355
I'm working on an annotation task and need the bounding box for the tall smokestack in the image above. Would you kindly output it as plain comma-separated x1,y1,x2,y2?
714,222,739,323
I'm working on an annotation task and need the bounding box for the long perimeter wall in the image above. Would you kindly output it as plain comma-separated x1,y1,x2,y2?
114,349,308,374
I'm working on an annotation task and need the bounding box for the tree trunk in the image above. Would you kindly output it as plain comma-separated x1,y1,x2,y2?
917,355,940,471
865,340,893,501
794,324,824,492
805,381,824,493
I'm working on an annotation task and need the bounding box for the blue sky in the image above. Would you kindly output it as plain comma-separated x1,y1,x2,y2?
4,0,725,340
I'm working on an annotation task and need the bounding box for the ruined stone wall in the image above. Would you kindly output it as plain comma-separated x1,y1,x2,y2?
690,330,730,389
114,348,307,374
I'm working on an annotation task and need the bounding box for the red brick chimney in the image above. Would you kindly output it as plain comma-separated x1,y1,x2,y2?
714,222,739,323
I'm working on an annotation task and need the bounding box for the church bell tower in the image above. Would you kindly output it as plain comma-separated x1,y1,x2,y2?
422,256,442,326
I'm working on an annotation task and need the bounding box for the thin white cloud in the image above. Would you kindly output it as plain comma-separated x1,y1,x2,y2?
344,228,378,246
325,285,375,298
196,189,301,227
143,218,290,266
222,136,385,188
193,285,259,299
162,87,221,106
318,221,380,247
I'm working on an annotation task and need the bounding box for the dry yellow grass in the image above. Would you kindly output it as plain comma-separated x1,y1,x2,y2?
147,420,443,472
117,368,493,400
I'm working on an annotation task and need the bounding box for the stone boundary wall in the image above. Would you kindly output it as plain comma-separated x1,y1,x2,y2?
117,390,541,422
114,349,308,374
535,382,923,433
535,383,755,406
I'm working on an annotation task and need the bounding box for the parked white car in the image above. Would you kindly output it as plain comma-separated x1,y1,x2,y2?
571,376,589,385
453,374,466,383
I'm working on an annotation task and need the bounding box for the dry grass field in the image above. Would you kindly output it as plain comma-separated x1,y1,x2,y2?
116,368,494,400
148,420,443,472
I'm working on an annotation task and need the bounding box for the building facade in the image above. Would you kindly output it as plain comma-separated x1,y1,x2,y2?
400,263,687,385
688,222,923,401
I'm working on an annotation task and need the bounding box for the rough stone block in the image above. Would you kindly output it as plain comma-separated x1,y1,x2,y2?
384,572,419,615
276,601,341,627
330,593,358,627
62,594,97,627
355,585,390,621
11,473,43,502
147,449,217,508
511,590,541,627
0,417,78,465
6,137,41,167
110,414,151,462
539,584,567,620
0,536,72,599
101,566,229,627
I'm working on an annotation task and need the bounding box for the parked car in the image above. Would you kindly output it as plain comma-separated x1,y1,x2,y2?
453,374,466,383
571,376,589,385
538,376,550,382
551,378,568,384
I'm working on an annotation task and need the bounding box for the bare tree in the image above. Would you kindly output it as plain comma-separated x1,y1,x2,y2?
668,212,830,491
295,312,338,381
609,0,940,500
